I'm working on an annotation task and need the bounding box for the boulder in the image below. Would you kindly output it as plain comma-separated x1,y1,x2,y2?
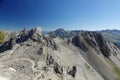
68,66,77,78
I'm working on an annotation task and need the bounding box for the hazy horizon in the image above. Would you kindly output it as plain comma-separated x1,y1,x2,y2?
0,0,120,31
1,26,120,32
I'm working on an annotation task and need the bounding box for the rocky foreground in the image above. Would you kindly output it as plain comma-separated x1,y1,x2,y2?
0,27,120,80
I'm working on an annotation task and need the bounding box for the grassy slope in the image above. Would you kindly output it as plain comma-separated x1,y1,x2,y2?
113,66,120,80
0,32,6,44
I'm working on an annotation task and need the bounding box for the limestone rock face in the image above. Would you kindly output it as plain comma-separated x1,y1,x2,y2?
30,27,43,42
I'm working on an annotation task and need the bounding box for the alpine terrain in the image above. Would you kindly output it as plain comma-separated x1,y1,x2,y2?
0,27,120,80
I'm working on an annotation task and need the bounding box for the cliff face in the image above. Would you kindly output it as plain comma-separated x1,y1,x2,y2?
0,28,120,80
81,32,110,57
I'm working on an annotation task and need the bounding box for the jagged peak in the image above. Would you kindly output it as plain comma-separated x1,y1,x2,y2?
56,28,65,31
34,26,42,35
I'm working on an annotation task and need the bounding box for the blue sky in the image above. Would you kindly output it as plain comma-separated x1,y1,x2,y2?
0,0,120,31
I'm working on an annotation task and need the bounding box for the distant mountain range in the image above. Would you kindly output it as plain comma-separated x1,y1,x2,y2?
99,29,120,46
48,28,83,38
48,28,120,46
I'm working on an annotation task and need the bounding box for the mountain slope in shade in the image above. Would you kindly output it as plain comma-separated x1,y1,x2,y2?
0,27,120,80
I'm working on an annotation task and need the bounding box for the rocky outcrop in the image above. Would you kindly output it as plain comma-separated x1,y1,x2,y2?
68,66,77,78
16,27,42,43
0,38,16,53
46,54,77,78
54,63,64,75
0,27,58,53
46,55,54,65
30,27,43,43
16,29,30,43
46,54,64,74
43,35,58,50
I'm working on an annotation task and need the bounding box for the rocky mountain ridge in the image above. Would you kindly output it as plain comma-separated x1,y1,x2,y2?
48,28,120,47
0,27,120,80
